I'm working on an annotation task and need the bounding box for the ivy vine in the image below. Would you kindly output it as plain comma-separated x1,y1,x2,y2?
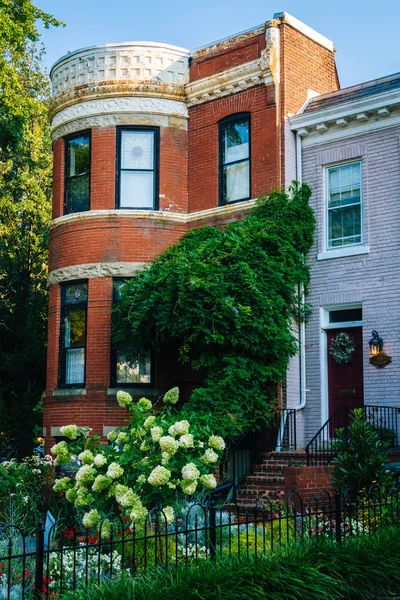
112,184,315,439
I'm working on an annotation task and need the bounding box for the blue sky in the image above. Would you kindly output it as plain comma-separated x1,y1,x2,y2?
37,0,400,89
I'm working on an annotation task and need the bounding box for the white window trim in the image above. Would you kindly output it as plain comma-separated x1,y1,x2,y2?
323,159,366,256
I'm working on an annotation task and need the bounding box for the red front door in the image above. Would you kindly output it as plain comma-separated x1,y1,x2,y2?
327,327,364,420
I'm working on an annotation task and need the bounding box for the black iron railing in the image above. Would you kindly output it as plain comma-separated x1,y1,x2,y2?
1,487,400,598
306,405,400,466
214,409,297,502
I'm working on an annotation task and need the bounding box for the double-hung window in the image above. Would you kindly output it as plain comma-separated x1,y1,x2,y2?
59,282,88,387
116,128,158,209
65,132,91,214
326,161,362,248
111,280,152,386
219,114,251,205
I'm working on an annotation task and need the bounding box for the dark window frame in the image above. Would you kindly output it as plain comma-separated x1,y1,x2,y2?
110,279,154,388
218,113,251,206
64,130,91,215
58,280,88,388
115,126,160,210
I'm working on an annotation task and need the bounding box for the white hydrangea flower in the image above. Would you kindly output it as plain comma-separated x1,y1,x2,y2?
99,518,112,539
51,441,68,456
93,454,107,467
159,436,179,455
169,420,190,437
163,387,179,405
144,416,156,429
78,450,94,465
59,425,78,440
75,465,96,486
163,506,175,524
120,489,140,508
107,429,117,442
208,435,226,451
53,477,71,493
116,432,129,445
82,509,101,529
130,501,148,525
201,448,218,464
92,475,112,492
181,462,200,482
147,466,171,486
138,397,152,411
179,434,194,449
74,486,95,508
181,480,197,495
106,462,124,480
200,474,217,490
151,426,163,442
161,452,171,465
114,484,129,504
137,474,146,484
65,488,78,503
116,390,133,408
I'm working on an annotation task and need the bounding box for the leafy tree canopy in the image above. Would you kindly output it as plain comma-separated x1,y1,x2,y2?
0,1,62,457
113,184,315,439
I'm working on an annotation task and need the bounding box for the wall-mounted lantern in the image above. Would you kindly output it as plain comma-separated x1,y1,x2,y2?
369,330,392,368
369,330,383,356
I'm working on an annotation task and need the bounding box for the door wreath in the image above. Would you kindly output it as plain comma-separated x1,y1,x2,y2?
329,332,355,365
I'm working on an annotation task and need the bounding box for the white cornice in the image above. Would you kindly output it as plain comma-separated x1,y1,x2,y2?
185,57,272,107
50,96,188,134
49,199,257,231
291,88,400,133
273,12,335,52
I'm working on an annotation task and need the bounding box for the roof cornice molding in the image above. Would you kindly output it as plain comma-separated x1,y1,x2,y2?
185,57,273,107
290,88,400,138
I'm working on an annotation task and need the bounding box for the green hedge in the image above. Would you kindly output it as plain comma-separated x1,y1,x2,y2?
63,527,400,600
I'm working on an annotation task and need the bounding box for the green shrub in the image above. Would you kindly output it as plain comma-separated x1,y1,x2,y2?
61,527,400,600
332,408,393,496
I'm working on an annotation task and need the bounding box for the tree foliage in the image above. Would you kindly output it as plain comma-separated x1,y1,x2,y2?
0,0,62,457
113,184,315,439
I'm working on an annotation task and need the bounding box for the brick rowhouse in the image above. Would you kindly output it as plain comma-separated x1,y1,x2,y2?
44,12,338,450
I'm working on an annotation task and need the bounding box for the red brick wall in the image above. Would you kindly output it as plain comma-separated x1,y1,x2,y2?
46,284,61,391
159,126,188,212
49,218,188,271
284,466,334,503
91,128,116,211
188,85,278,212
280,22,339,183
190,33,266,81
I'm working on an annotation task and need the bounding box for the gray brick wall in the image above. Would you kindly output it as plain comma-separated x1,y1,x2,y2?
301,126,400,444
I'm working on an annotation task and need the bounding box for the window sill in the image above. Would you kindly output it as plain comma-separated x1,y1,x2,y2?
317,245,369,261
107,387,158,396
53,388,86,397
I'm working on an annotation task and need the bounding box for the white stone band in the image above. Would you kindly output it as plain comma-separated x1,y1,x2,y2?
49,199,257,231
47,261,148,287
51,96,188,134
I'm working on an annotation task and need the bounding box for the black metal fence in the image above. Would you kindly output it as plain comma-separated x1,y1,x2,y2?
1,486,400,599
306,405,400,466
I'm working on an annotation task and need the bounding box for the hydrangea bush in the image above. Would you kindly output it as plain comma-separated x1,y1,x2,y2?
51,388,225,531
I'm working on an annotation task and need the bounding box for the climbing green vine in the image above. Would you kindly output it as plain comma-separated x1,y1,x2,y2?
112,184,315,439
